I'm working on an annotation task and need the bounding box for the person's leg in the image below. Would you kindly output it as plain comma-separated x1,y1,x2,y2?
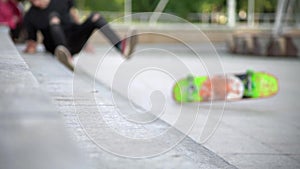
48,12,68,49
69,13,137,58
48,12,74,70
91,13,138,58
66,13,121,55
65,20,96,55
90,13,122,49
67,12,137,58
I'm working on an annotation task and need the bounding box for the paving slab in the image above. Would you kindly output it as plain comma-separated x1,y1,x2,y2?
62,42,300,169
20,46,237,169
16,37,300,169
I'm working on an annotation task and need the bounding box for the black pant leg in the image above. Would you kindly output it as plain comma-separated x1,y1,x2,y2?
66,21,96,55
49,24,68,48
66,13,123,55
92,13,121,48
48,12,69,51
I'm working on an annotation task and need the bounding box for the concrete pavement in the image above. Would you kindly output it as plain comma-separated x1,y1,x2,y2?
5,36,299,169
1,27,238,168
19,47,237,168
72,42,300,169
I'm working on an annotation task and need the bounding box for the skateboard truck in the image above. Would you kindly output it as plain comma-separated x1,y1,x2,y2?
186,75,197,102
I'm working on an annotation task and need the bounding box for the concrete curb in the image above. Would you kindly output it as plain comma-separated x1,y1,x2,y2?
0,31,88,169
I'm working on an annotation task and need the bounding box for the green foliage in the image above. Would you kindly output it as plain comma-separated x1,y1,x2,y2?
164,0,200,18
132,0,226,18
132,0,160,12
75,0,123,11
75,0,277,18
237,0,248,11
237,0,277,13
198,0,226,13
255,0,277,12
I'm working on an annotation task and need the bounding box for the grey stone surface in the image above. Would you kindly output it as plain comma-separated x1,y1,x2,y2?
66,43,300,169
0,32,88,169
16,39,300,169
20,47,237,168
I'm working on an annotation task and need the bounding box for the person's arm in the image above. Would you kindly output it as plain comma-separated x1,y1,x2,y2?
23,13,38,53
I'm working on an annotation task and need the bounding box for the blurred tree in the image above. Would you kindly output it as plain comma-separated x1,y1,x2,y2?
254,0,277,12
198,0,226,13
236,0,277,13
165,0,200,18
132,0,200,18
75,0,277,18
132,0,160,12
75,0,123,11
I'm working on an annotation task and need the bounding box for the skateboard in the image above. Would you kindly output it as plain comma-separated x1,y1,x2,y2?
173,70,279,103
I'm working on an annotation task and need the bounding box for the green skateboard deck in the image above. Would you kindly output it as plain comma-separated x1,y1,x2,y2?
173,70,279,103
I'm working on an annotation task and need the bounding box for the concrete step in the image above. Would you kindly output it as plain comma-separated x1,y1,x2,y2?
0,30,88,169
